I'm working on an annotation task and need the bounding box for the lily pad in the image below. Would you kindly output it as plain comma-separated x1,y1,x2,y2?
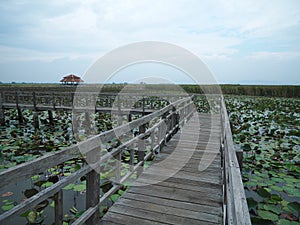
257,210,278,221
247,198,257,210
110,194,120,202
278,219,300,225
283,186,300,197
287,202,300,216
257,188,271,198
73,184,86,192
263,204,281,214
1,203,14,211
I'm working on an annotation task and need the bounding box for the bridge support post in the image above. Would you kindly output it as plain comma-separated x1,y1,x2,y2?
128,114,132,123
48,110,54,125
33,111,39,130
17,107,24,124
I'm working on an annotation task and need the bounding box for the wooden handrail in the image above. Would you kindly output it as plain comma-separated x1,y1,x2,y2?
0,96,194,224
0,91,191,114
220,96,251,225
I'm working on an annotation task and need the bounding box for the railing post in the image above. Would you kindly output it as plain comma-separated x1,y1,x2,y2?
15,92,24,124
150,130,155,154
0,93,5,126
71,93,74,107
32,92,39,129
161,112,168,146
32,92,37,110
129,143,135,172
117,95,122,126
48,110,54,126
170,106,175,133
86,149,100,225
115,151,121,183
54,190,63,225
52,93,56,110
137,123,146,177
235,149,243,172
128,113,132,123
142,96,145,116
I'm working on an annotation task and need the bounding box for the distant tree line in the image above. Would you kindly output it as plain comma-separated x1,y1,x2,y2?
0,83,299,98
180,84,299,98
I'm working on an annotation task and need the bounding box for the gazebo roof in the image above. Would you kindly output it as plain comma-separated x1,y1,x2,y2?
60,74,84,83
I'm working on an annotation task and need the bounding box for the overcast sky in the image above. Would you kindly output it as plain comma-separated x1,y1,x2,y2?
0,0,299,84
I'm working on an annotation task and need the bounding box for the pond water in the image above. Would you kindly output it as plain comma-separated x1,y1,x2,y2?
1,180,86,225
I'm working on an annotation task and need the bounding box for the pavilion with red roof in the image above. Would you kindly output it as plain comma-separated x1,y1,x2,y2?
60,74,84,85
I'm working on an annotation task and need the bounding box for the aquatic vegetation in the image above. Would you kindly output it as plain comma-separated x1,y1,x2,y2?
226,96,300,224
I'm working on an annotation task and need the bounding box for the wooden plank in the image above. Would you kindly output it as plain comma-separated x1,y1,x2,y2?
116,198,222,223
108,204,220,225
100,212,165,225
132,170,222,193
134,177,221,194
98,220,123,225
123,192,222,215
127,183,222,207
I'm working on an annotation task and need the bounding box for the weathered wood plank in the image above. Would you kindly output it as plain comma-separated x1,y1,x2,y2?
127,183,222,207
107,204,220,225
115,198,222,223
123,192,222,215
100,212,165,225
135,172,222,190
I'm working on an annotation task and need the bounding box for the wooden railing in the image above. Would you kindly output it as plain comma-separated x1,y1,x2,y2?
0,91,189,126
220,96,252,225
0,91,187,111
0,96,195,225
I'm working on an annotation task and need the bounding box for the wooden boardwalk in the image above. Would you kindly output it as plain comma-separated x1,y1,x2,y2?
100,113,223,225
0,94,251,225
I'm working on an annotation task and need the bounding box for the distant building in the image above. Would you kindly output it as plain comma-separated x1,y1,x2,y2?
60,74,84,85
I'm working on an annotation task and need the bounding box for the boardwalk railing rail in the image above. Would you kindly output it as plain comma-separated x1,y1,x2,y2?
220,96,252,225
0,91,188,111
0,96,195,225
0,91,190,126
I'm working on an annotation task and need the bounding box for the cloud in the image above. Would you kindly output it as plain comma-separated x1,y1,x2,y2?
2,1,300,56
0,45,100,63
0,0,299,83
246,51,300,61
